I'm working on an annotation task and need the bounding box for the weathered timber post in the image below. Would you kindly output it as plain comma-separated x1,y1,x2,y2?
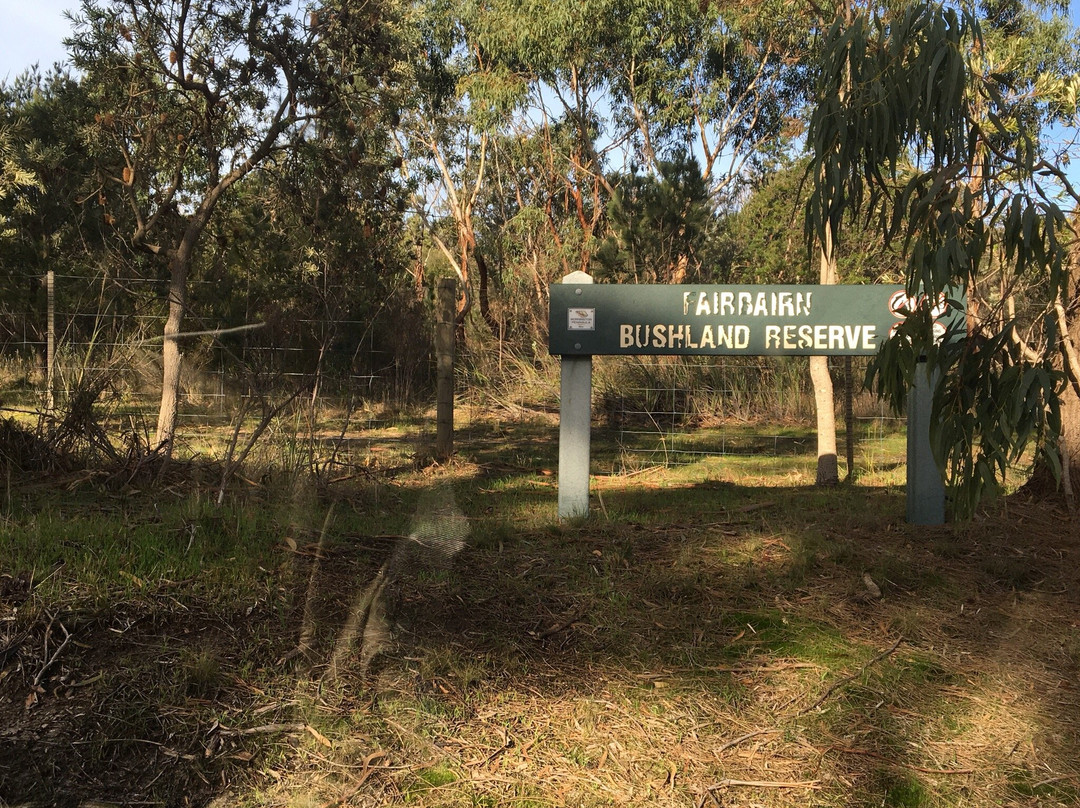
906,358,945,524
558,270,594,519
435,277,456,461
46,270,55,412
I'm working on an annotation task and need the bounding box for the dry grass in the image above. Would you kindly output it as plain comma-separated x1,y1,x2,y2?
2,417,1079,808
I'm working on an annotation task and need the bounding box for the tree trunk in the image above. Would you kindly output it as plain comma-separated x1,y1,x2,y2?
810,0,852,488
150,192,223,452
844,355,855,482
436,278,456,461
1051,258,1080,510
1061,380,1080,510
1024,226,1080,509
155,251,188,452
1062,235,1080,510
812,355,839,485
1025,356,1080,509
813,223,839,486
476,247,501,338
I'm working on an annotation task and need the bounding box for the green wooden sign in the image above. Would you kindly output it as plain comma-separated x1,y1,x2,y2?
549,283,957,357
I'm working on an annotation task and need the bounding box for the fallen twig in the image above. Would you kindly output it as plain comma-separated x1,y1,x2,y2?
216,722,307,738
596,487,610,520
1032,773,1080,789
66,672,105,689
531,605,588,640
320,750,387,807
306,724,333,748
699,661,825,674
713,728,781,755
799,635,903,714
709,778,820,789
33,614,72,688
468,733,515,768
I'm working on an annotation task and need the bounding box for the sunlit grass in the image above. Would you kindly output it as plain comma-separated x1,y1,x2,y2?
1,413,1072,808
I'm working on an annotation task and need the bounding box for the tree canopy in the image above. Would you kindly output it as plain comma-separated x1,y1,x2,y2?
805,0,1080,513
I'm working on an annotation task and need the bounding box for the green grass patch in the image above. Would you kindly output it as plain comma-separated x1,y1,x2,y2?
722,609,855,667
1007,769,1080,803
880,773,931,807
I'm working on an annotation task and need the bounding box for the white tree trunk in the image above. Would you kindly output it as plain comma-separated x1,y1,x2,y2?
814,221,839,486
811,355,839,485
155,252,189,452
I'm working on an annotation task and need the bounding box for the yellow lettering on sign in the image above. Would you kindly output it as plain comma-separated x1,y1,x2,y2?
862,325,876,350
696,292,711,317
778,292,794,317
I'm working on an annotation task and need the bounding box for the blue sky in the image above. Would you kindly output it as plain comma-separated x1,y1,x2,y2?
0,0,74,83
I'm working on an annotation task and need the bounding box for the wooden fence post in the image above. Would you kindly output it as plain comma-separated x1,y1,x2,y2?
46,270,55,412
436,277,456,461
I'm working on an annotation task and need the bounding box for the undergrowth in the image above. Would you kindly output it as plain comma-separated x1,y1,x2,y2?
1,415,1078,808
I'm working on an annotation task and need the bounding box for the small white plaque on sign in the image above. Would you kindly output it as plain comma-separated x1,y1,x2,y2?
567,308,596,331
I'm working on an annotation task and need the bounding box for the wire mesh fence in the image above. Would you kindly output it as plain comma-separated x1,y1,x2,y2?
0,271,428,431
4,273,907,480
593,355,907,474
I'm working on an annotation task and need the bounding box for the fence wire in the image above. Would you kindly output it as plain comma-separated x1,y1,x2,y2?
7,275,906,479
594,355,906,473
2,272,424,428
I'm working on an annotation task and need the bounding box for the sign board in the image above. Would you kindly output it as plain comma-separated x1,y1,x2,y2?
550,283,958,357
549,278,963,524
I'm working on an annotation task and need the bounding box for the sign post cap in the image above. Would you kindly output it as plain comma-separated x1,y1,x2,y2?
561,270,594,285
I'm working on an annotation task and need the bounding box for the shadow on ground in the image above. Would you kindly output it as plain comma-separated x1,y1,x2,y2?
2,420,1077,807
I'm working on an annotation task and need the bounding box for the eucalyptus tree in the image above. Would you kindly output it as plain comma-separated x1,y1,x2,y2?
468,0,623,230
718,159,906,286
399,0,626,344
396,0,494,334
471,0,814,259
405,0,624,338
600,0,837,481
607,0,814,205
806,0,1080,513
67,0,407,452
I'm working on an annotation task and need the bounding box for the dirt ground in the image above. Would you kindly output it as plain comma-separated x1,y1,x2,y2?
2,451,1079,807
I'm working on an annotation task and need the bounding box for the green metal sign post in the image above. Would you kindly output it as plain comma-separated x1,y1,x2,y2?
906,360,944,525
549,274,958,524
557,271,594,520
